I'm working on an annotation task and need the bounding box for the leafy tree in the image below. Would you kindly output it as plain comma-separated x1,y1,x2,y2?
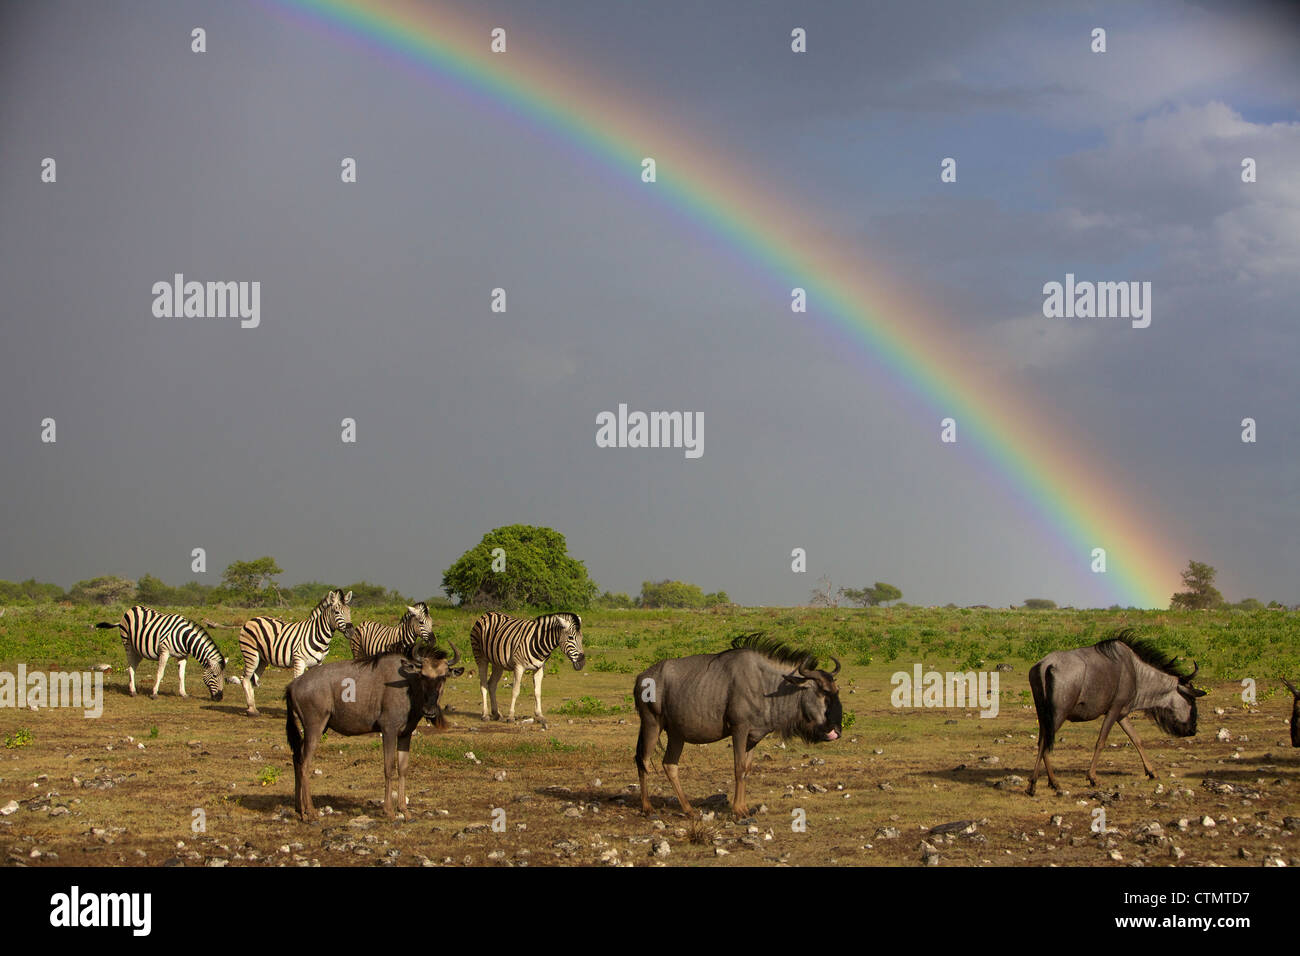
136,574,211,606
441,525,596,610
219,557,284,607
703,591,731,606
640,580,706,608
343,581,411,607
595,590,635,608
839,582,903,607
1170,560,1223,610
68,576,136,605
0,578,65,604
1022,598,1057,610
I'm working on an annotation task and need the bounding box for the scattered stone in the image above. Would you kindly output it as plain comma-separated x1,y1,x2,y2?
651,840,670,858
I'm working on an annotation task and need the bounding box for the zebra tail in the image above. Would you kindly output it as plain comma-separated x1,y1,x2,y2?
95,621,117,629
285,687,303,766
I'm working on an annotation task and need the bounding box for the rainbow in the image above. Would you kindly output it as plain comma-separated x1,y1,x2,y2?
268,0,1184,607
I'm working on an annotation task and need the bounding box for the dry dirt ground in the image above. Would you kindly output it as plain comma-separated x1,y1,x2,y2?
2,663,1297,867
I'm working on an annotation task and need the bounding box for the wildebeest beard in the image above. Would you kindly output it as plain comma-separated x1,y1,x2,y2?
1149,699,1197,738
775,684,843,744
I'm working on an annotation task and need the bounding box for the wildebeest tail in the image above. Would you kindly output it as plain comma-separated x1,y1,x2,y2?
1029,662,1057,752
284,687,303,766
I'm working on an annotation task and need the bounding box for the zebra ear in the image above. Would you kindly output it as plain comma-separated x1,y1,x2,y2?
407,606,419,617
343,590,353,605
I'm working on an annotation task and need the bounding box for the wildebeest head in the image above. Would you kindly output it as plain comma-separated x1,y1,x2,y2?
1283,678,1300,747
558,613,585,671
202,654,227,701
782,656,843,743
1149,662,1205,738
398,641,464,729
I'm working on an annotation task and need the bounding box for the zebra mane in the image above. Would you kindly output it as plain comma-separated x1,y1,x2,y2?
729,632,817,670
538,611,580,630
1097,628,1189,679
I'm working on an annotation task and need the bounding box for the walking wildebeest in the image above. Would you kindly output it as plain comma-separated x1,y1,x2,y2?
1282,678,1300,746
284,641,463,820
634,633,843,818
1027,629,1205,795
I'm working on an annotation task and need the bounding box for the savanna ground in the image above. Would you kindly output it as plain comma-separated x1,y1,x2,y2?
1,604,1298,867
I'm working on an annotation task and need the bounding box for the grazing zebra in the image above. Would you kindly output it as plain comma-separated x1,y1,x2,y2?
469,611,585,729
96,606,227,700
238,589,353,716
349,602,434,658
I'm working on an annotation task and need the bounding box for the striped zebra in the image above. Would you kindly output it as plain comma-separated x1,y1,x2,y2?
469,611,585,728
238,589,353,716
349,602,434,658
96,606,227,700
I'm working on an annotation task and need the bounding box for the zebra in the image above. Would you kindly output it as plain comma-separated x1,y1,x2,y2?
469,611,585,729
96,606,227,700
238,589,353,716
348,602,434,658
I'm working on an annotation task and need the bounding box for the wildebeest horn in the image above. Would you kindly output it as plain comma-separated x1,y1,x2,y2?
829,656,841,677
446,640,461,669
1188,661,1199,681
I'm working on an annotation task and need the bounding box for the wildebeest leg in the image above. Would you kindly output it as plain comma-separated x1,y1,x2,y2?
532,667,547,730
731,731,756,818
1117,717,1157,779
150,648,171,699
396,736,411,817
506,663,526,722
176,658,188,698
636,715,660,814
662,733,694,815
381,732,398,819
125,646,142,696
1088,713,1119,786
299,717,320,819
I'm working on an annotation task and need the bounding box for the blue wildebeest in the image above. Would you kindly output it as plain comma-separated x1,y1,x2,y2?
633,633,842,818
1282,678,1299,746
1027,629,1205,795
284,641,463,820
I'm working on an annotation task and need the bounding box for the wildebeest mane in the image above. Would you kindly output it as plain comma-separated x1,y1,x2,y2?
1096,628,1190,680
729,633,817,670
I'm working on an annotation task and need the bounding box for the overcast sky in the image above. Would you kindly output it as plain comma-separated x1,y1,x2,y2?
1,0,1296,608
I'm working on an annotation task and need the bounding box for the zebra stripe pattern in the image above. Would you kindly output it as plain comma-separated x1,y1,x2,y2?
98,605,227,700
349,602,434,658
469,611,585,728
238,588,353,716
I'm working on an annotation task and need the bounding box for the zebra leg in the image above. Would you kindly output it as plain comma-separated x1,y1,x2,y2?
150,648,171,699
477,657,492,720
506,663,526,722
486,664,504,721
381,732,398,820
532,667,547,730
176,658,188,698
242,653,261,716
292,657,308,679
125,646,143,697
